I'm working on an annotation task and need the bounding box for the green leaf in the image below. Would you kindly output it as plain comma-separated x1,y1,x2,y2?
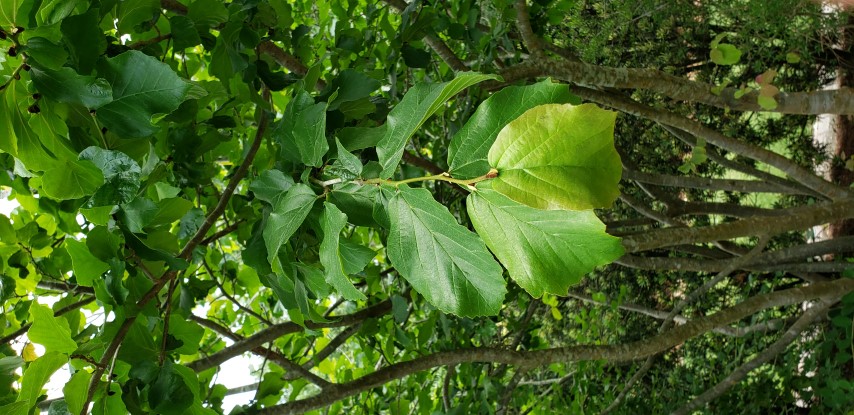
92,383,126,415
119,197,159,233
41,159,105,200
263,184,316,265
0,0,22,29
758,95,778,110
387,186,506,316
95,51,194,137
36,0,79,26
47,400,69,415
323,69,381,111
187,0,228,27
22,37,68,70
167,314,205,355
401,44,432,68
17,352,67,408
28,304,78,354
65,239,109,286
448,79,578,178
786,52,801,64
376,72,500,178
329,138,363,179
116,0,159,35
250,169,294,204
63,370,91,415
328,183,379,227
339,237,376,275
710,43,741,65
319,202,366,301
30,65,113,108
467,185,624,297
274,90,328,167
170,15,202,50
61,10,106,74
488,103,621,210
79,146,142,207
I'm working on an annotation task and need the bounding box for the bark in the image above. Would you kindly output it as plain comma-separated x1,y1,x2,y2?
573,87,850,200
258,279,854,415
501,59,854,114
623,169,808,194
621,199,854,253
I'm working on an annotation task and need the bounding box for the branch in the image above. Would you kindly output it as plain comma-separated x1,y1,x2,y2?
671,301,831,415
186,298,392,372
501,59,854,115
188,316,331,388
659,125,821,198
602,236,770,414
567,292,792,338
621,199,854,253
617,255,853,274
381,0,470,72
199,219,244,246
514,0,544,59
572,86,849,200
256,278,854,415
623,169,806,194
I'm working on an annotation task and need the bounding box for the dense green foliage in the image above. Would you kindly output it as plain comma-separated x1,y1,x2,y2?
1,0,853,414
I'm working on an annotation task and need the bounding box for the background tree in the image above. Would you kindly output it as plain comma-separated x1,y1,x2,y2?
1,0,853,414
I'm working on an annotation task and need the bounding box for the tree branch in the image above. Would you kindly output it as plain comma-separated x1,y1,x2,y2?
186,298,392,372
623,169,806,194
671,301,832,415
621,199,854,253
514,0,544,59
501,59,854,115
572,86,849,200
256,279,854,415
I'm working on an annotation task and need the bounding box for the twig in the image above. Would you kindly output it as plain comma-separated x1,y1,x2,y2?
255,279,854,415
514,0,544,59
601,236,771,414
671,301,833,415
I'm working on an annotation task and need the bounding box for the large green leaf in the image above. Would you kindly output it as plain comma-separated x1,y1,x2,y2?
263,184,317,265
28,304,77,354
488,103,621,210
467,185,624,297
319,202,366,301
17,352,67,409
41,159,104,200
150,362,195,415
448,80,578,179
95,51,194,137
61,10,106,74
63,369,91,415
387,186,506,316
376,72,500,178
249,169,295,204
274,89,328,167
29,65,113,108
0,0,22,29
79,146,142,207
65,239,109,286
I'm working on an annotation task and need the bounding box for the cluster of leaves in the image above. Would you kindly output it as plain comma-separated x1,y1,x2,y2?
0,0,633,414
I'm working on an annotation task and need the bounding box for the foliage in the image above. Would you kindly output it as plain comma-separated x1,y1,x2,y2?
1,0,853,415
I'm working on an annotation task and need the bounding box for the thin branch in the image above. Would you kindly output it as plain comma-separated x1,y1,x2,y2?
204,260,273,325
200,219,244,246
514,0,544,59
671,301,832,415
572,86,849,200
602,236,770,414
256,279,854,415
496,369,528,415
186,298,393,372
567,292,793,338
621,198,854,253
188,315,331,388
623,169,805,194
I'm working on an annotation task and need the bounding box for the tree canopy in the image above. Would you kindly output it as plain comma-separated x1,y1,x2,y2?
1,0,854,414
